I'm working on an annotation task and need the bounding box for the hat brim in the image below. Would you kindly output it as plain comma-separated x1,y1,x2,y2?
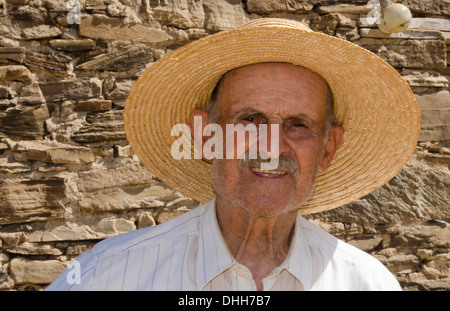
124,19,420,215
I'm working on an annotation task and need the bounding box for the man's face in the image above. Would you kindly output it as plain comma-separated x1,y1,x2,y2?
195,63,342,217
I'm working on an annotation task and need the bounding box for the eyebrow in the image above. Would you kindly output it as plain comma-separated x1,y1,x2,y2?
229,107,265,121
230,106,320,128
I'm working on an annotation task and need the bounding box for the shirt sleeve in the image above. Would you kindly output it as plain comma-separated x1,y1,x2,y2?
357,256,403,291
372,268,403,291
45,249,99,291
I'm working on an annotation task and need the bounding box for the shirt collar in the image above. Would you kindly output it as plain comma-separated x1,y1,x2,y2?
196,198,235,288
283,216,313,290
196,199,313,290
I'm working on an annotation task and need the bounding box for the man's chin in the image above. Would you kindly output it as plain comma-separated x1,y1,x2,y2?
236,194,300,218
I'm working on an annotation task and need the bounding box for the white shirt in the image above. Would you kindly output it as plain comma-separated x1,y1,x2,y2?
46,199,401,291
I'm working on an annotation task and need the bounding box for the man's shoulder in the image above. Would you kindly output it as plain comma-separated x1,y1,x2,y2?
298,216,377,263
46,203,211,291
88,203,208,259
297,216,401,290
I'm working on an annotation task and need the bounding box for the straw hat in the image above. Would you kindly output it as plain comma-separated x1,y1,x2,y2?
124,18,420,215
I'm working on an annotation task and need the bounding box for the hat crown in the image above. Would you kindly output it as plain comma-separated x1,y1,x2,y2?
240,18,312,32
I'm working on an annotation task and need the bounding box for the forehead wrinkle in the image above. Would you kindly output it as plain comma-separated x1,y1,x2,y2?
224,63,328,96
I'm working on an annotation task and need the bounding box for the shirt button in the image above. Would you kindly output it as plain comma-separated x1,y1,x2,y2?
236,267,246,277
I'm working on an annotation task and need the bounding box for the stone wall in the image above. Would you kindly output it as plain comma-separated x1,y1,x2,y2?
0,0,448,291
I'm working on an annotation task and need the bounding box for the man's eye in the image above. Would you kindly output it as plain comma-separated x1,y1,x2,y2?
284,119,312,138
293,122,307,128
239,115,266,125
287,119,308,129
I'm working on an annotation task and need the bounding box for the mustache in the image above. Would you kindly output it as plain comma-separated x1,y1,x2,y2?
238,153,299,177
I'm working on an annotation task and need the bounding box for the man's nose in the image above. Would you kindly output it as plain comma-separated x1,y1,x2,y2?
259,123,291,159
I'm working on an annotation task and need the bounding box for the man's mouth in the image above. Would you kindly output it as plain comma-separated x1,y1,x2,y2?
239,154,299,178
250,166,287,177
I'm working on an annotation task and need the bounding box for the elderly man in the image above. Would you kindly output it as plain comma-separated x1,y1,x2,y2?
47,18,420,291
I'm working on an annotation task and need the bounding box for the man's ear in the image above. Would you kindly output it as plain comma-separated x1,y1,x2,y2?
319,124,344,172
188,109,211,158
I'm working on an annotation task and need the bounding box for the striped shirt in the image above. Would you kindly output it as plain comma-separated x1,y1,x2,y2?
46,199,401,291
